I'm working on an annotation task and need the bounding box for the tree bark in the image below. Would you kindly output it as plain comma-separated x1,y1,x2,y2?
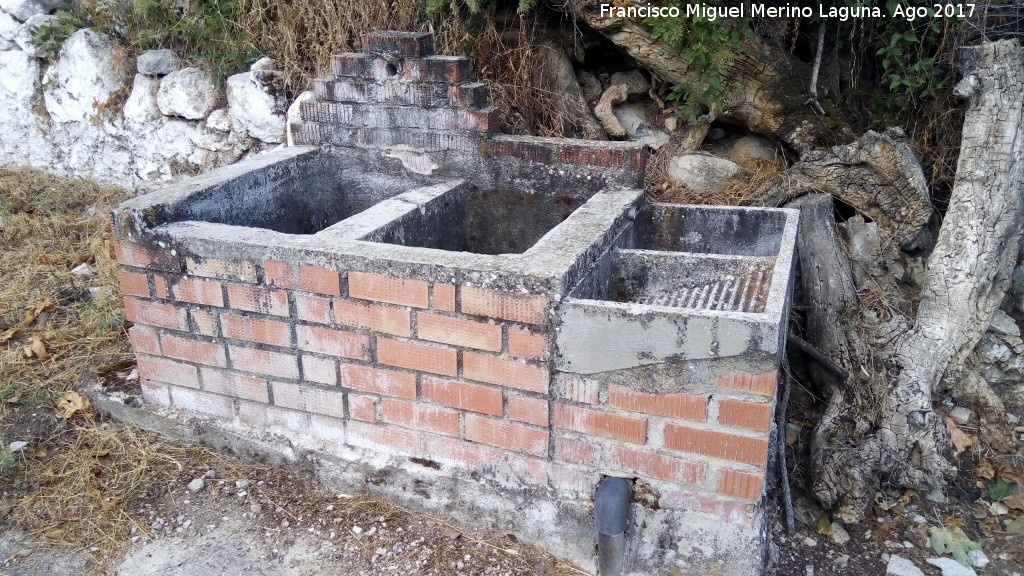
800,40,1024,522
575,4,847,151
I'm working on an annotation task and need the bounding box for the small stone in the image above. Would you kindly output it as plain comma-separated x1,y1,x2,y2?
136,49,180,76
186,478,204,493
949,406,972,425
235,479,249,488
204,469,216,478
608,69,650,99
250,56,275,71
886,555,925,576
805,565,814,576
926,557,978,576
967,549,989,568
8,440,28,453
989,309,1020,337
802,536,817,547
351,526,363,534
833,554,849,568
70,263,93,276
831,522,850,545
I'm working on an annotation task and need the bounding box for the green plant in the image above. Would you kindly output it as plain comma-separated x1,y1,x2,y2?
0,431,15,476
28,9,87,61
646,2,750,123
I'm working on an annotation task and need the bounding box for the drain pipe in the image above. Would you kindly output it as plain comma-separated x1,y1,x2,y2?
595,476,633,576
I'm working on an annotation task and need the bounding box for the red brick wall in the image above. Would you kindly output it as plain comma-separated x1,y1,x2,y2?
117,238,777,530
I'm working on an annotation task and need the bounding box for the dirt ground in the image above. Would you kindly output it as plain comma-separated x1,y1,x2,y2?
2,167,1024,576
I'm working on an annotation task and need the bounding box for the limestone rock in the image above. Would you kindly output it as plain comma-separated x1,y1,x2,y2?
250,56,275,71
0,49,39,108
990,309,1020,337
576,69,601,103
285,90,314,146
13,13,54,56
886,555,925,576
123,74,161,123
666,154,744,192
206,108,231,132
613,101,669,149
925,557,977,576
227,70,285,143
157,67,218,120
730,134,779,163
0,8,20,49
0,0,63,22
42,29,131,123
136,49,179,76
609,69,650,99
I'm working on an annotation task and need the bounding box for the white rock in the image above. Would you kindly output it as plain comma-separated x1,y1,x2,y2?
157,67,217,120
206,108,231,132
123,73,161,123
609,69,650,98
990,309,1020,337
925,557,977,576
250,56,275,71
612,101,669,149
949,406,972,425
967,549,989,568
666,154,744,192
70,262,93,275
831,522,850,545
136,49,179,76
730,134,778,163
0,48,40,108
42,29,131,123
186,478,204,493
0,0,55,22
227,70,285,143
88,286,113,299
0,8,20,49
886,555,925,576
13,13,55,56
285,90,314,146
8,440,28,453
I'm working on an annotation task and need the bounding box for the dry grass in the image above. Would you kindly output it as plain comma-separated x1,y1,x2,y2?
645,143,787,207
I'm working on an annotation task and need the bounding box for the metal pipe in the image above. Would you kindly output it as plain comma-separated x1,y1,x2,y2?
595,476,633,576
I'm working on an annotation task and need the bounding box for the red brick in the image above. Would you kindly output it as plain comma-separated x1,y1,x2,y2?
141,381,170,406
185,257,257,283
123,298,189,331
272,382,345,417
301,355,337,385
169,277,224,307
160,333,227,367
432,283,456,311
420,437,502,470
295,294,332,324
460,286,548,325
718,399,774,432
613,447,705,486
463,352,548,393
200,368,269,403
335,299,410,336
550,464,596,494
171,387,234,419
719,469,765,501
341,364,416,399
264,261,341,296
659,488,756,529
609,385,707,421
422,377,501,416
554,405,647,444
296,325,367,359
117,270,150,297
482,140,552,163
220,313,291,348
464,414,549,456
348,394,377,422
554,436,601,465
229,346,299,380
508,328,546,359
114,242,179,271
153,275,169,299
347,421,423,454
227,284,289,317
508,395,548,427
381,399,459,436
664,424,770,466
191,309,219,337
348,271,428,308
377,338,456,376
417,313,500,351
238,402,309,434
716,371,777,397
128,326,160,355
556,374,599,404
137,356,199,388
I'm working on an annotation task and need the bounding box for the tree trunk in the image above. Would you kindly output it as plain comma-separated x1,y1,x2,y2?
575,5,847,151
800,40,1024,522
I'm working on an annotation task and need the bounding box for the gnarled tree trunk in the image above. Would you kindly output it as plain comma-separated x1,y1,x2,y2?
801,40,1024,521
